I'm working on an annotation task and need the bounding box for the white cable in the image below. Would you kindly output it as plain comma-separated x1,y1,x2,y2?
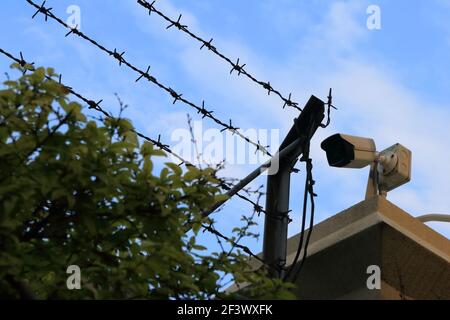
416,214,450,223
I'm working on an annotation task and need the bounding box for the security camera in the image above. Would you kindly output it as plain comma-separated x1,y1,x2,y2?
321,133,412,199
321,134,376,168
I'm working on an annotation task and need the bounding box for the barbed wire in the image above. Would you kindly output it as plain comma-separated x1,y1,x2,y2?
1,47,192,166
24,1,333,228
0,47,267,209
201,223,265,266
218,181,267,216
0,47,269,265
1,48,199,167
21,0,333,280
25,0,272,158
137,0,303,112
216,191,262,286
228,192,262,255
185,113,268,215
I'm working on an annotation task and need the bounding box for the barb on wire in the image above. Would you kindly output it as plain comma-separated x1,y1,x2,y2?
255,140,270,155
3,51,36,75
25,0,271,157
262,82,273,95
65,25,80,37
166,14,187,30
111,49,126,66
197,101,214,119
31,0,52,21
135,65,151,82
230,58,246,76
320,88,337,128
168,88,182,104
136,0,303,112
200,38,216,52
282,93,298,109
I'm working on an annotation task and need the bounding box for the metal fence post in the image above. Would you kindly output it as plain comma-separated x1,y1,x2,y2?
263,158,296,278
262,95,325,278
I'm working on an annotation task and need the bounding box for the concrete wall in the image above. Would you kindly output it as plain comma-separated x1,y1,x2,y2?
286,197,450,300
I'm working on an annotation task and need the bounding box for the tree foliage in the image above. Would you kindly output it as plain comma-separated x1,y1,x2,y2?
0,65,294,299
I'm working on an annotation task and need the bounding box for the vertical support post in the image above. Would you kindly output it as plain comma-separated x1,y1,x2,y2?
261,95,325,279
365,162,379,200
263,161,295,278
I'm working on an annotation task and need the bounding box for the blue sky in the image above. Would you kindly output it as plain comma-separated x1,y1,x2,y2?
1,0,449,261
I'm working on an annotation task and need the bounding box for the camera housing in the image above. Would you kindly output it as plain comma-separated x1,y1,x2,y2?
377,143,412,192
321,133,377,168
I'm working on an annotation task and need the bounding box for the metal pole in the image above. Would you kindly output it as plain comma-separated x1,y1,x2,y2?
262,95,325,278
263,155,299,278
200,95,324,279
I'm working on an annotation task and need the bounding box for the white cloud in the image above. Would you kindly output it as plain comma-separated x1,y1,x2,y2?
311,1,366,52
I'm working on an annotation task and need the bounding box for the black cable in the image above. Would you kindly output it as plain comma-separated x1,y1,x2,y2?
283,91,329,282
291,159,316,281
283,152,311,281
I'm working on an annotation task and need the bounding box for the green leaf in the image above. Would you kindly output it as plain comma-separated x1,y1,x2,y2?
192,222,201,236
192,244,207,251
166,162,182,176
213,194,229,203
81,213,97,235
47,67,55,77
42,271,56,285
124,131,138,146
33,67,46,82
143,157,153,176
141,141,153,156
